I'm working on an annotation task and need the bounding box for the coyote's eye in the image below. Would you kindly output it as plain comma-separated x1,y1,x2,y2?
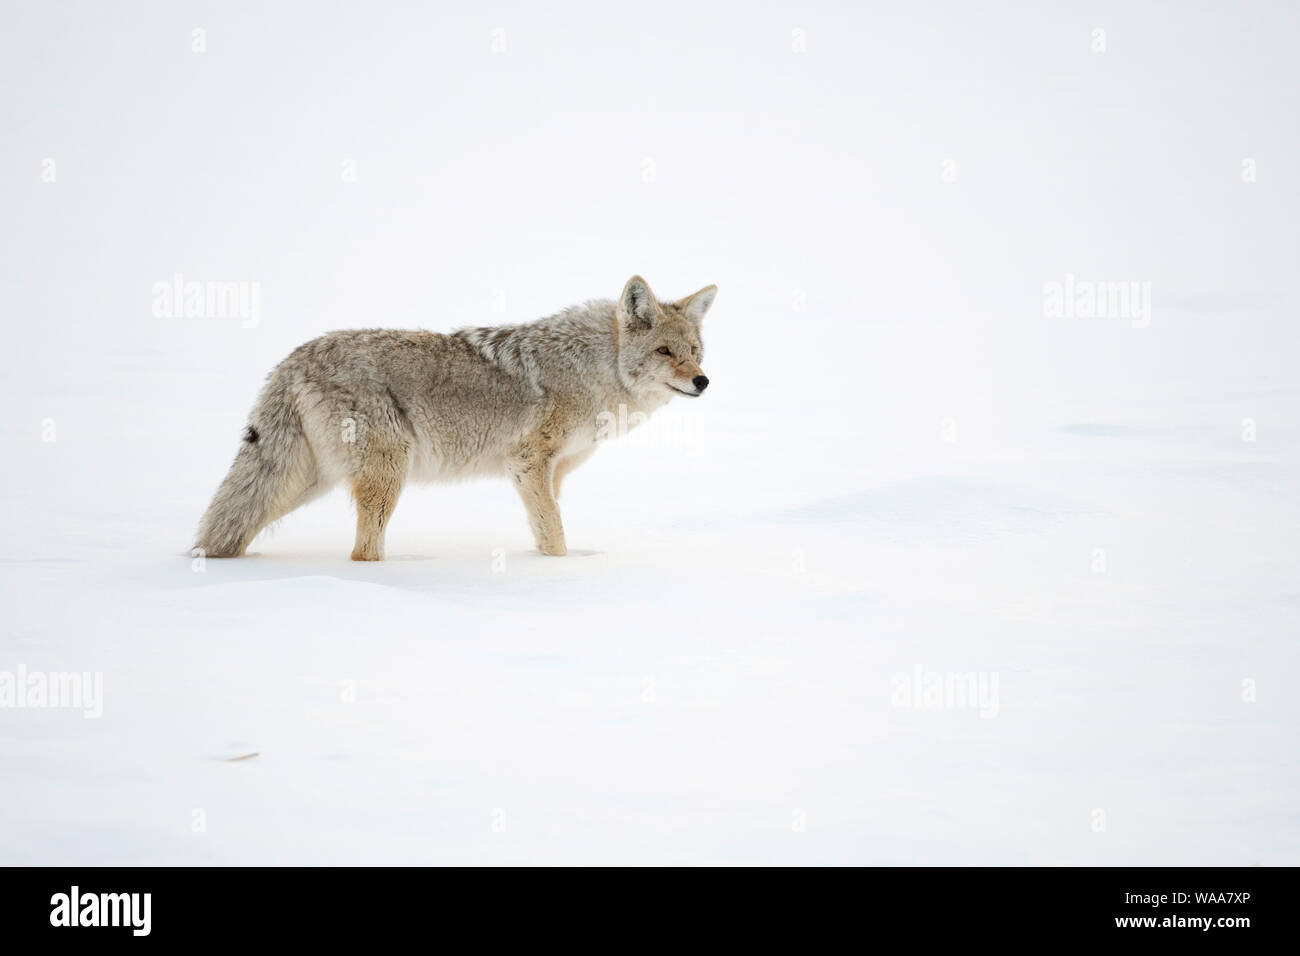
656,347,672,356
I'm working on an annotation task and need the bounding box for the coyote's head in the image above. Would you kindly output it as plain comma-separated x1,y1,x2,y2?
615,275,716,398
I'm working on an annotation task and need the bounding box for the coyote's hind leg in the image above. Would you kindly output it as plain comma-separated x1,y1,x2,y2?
349,445,410,561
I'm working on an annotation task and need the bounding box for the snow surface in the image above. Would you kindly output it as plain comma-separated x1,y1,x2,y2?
2,2,1298,865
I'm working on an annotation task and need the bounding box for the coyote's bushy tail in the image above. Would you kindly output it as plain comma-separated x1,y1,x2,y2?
195,384,314,557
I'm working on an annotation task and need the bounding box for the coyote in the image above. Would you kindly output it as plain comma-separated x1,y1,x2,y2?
195,276,715,560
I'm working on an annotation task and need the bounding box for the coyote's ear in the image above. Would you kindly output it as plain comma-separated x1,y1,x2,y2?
619,275,657,331
677,284,717,326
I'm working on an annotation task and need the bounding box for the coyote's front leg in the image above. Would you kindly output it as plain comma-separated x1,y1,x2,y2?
507,444,566,556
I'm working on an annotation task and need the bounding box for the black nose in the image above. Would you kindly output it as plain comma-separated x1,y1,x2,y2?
692,375,709,392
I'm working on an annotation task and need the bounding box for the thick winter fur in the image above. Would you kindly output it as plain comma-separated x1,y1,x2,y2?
195,276,716,560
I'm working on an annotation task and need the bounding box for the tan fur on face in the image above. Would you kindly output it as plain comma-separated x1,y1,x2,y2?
630,294,709,396
660,322,706,385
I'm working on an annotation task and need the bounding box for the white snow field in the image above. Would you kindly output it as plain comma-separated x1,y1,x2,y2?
2,3,1298,865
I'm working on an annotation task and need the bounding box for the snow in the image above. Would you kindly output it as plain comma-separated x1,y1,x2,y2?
2,1,1298,865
